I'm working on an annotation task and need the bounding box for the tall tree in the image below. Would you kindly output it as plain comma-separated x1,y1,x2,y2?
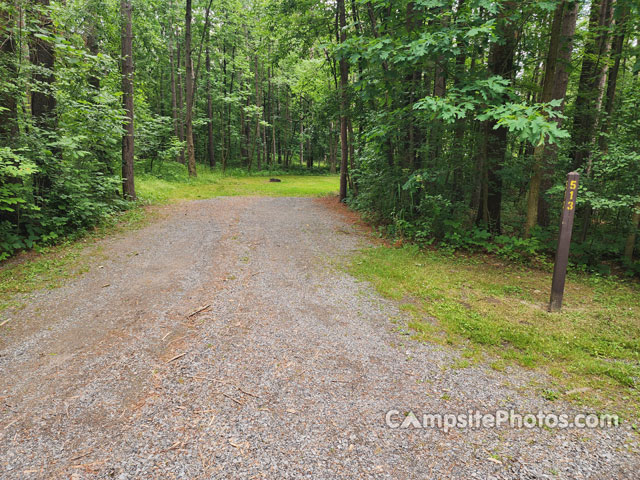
524,1,578,237
30,0,56,129
598,2,629,152
184,0,196,177
30,0,57,193
206,33,215,167
168,5,180,158
0,5,17,144
569,0,614,170
176,42,185,163
625,203,640,261
477,1,518,233
337,0,349,202
121,0,136,200
537,0,579,228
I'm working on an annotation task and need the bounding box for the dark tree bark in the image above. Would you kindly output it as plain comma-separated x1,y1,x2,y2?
169,30,180,148
0,7,18,144
476,1,518,234
338,0,349,202
29,0,57,196
86,29,100,91
121,0,136,200
537,0,578,228
30,0,56,129
625,203,640,261
524,0,577,237
0,6,20,228
206,37,215,168
598,3,629,152
176,43,185,163
569,0,614,170
184,0,196,177
248,55,261,171
272,76,277,165
571,0,614,242
299,95,303,166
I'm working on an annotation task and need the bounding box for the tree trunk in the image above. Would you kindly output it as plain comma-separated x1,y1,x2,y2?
569,0,614,170
1,8,18,144
272,72,277,166
624,202,640,261
338,0,349,202
225,45,235,169
524,0,576,237
30,0,57,195
241,94,249,165
347,117,356,194
575,0,615,242
206,38,215,168
598,3,628,153
121,0,136,200
30,0,56,129
176,43,185,163
86,29,100,91
285,88,291,167
477,1,517,233
250,55,261,171
299,101,304,166
329,121,337,174
537,0,578,228
168,2,179,147
184,0,196,177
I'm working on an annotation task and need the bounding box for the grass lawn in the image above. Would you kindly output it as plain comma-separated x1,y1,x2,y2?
137,168,339,203
349,244,640,415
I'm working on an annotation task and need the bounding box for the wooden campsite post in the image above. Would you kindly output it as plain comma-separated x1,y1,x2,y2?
549,172,579,312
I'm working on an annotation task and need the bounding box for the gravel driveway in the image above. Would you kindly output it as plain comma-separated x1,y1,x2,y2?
0,196,638,479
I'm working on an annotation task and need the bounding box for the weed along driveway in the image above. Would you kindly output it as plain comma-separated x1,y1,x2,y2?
0,197,638,478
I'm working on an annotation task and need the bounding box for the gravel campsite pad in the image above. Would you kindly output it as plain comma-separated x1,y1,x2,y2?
1,197,638,479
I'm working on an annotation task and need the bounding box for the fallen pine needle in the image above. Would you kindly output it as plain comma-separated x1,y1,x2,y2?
0,318,11,327
4,418,18,430
219,392,243,405
154,442,182,454
236,386,260,398
72,460,106,469
70,450,93,462
188,304,211,318
166,352,188,363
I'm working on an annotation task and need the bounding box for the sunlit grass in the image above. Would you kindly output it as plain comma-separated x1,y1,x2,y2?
137,166,339,203
350,244,640,413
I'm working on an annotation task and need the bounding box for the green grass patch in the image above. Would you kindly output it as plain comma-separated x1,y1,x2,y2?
137,166,339,203
349,244,640,413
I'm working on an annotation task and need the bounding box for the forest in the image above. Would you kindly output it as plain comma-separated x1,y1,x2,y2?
1,0,639,275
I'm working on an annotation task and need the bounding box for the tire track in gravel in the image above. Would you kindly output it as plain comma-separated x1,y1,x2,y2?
1,196,639,479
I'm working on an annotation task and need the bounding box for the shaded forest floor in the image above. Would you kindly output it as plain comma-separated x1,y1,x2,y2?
0,177,639,478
